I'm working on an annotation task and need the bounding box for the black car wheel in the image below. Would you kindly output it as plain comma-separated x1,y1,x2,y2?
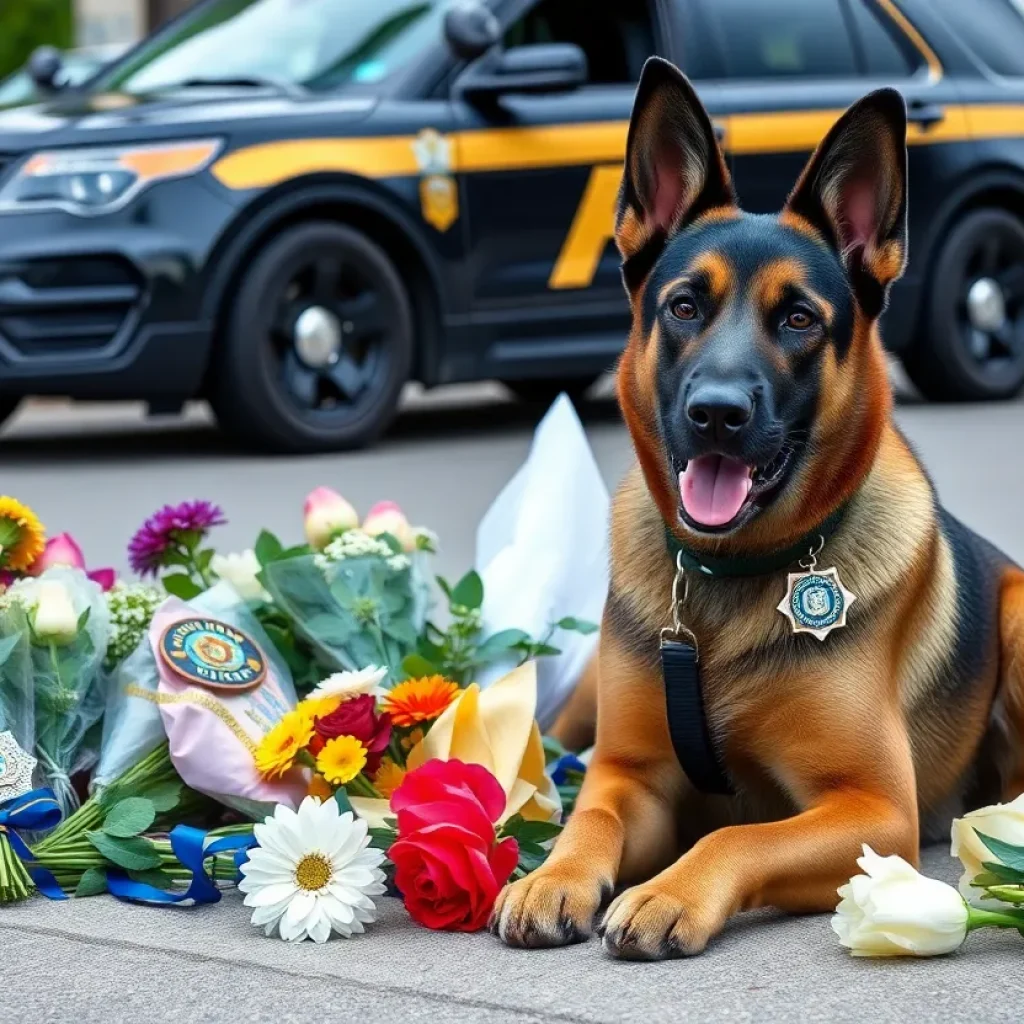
213,222,413,452
903,208,1024,402
0,397,19,430
503,376,599,408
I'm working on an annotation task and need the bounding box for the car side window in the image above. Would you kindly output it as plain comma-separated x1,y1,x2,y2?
847,0,917,78
933,0,1024,77
700,0,858,79
504,0,658,84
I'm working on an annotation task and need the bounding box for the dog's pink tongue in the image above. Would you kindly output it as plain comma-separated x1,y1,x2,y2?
680,456,753,527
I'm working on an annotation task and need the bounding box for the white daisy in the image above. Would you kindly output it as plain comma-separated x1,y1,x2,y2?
238,796,387,943
310,665,388,702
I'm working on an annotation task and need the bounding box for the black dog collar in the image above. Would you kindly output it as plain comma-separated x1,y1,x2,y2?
660,503,849,797
664,503,849,579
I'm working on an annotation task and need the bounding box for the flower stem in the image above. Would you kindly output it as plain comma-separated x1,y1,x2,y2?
967,906,1024,932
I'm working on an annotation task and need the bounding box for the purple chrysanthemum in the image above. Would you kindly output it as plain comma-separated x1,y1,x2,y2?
128,500,226,576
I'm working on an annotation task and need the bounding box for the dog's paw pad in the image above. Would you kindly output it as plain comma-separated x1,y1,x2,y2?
491,871,607,949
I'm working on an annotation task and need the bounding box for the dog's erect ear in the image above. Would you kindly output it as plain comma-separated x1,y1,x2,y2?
615,58,735,291
784,88,908,319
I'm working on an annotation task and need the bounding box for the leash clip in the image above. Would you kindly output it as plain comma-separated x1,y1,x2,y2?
661,549,699,657
797,533,826,572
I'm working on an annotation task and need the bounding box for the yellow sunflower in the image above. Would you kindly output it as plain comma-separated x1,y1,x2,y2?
372,758,407,798
255,709,315,779
0,497,45,572
316,735,367,785
383,676,459,728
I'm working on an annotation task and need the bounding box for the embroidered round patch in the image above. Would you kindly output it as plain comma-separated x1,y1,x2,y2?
159,618,267,693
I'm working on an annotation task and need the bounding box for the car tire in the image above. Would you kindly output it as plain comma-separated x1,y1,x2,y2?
212,221,413,452
902,208,1024,402
502,376,599,408
0,397,19,430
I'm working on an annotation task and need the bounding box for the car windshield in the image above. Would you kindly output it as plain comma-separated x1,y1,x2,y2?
93,0,450,94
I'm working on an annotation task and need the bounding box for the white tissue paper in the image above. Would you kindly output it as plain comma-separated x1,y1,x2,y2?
475,395,610,730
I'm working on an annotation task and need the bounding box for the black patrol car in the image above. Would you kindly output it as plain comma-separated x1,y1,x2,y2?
1,0,1024,451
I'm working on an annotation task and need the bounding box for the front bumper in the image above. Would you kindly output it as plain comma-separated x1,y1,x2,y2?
0,175,240,401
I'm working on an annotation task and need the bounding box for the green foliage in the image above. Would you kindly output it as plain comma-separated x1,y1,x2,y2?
75,867,107,897
102,797,157,838
162,573,203,600
501,813,564,879
976,831,1024,876
86,831,162,872
0,0,73,80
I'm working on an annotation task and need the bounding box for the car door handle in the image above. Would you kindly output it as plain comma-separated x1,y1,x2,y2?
907,102,945,129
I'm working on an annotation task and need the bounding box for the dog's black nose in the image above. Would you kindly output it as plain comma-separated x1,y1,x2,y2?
687,385,753,442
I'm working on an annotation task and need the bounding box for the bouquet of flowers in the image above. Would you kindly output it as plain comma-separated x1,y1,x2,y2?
0,567,109,816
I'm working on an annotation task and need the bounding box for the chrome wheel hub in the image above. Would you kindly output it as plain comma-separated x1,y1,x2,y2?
293,305,342,368
966,277,1007,334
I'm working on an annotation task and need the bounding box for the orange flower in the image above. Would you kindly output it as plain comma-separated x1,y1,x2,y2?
400,727,425,753
383,676,459,728
373,758,407,798
307,773,334,801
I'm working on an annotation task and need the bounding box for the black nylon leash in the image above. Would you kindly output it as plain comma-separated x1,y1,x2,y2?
660,504,849,796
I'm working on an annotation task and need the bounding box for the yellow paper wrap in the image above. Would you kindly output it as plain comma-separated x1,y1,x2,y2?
351,662,561,828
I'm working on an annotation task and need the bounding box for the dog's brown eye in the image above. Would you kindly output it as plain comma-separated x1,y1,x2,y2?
786,309,813,330
672,300,698,321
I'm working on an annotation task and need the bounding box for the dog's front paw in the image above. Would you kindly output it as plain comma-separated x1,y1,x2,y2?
490,867,611,949
598,883,721,960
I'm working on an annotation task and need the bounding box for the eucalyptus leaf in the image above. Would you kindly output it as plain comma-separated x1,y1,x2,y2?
87,831,162,871
103,797,157,838
556,617,599,635
515,821,563,844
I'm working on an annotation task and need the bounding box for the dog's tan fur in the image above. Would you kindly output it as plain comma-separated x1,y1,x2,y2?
495,63,1024,959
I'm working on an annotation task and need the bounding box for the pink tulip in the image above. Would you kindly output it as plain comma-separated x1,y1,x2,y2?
34,532,86,572
30,532,116,590
304,486,359,550
363,500,415,551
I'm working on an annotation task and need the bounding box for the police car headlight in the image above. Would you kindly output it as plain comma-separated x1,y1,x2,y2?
0,139,222,215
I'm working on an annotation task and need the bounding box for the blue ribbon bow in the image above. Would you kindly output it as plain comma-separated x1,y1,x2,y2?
106,825,257,906
0,788,68,900
550,753,587,786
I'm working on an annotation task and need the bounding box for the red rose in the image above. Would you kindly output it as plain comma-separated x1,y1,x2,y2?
388,759,518,932
314,694,391,773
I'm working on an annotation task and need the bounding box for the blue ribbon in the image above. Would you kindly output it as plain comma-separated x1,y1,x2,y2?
0,788,68,900
550,753,587,786
106,825,257,906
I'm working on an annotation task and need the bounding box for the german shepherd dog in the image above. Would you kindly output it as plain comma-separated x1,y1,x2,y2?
491,58,1024,959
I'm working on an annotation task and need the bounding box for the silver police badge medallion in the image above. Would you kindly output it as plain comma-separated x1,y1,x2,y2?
777,566,856,641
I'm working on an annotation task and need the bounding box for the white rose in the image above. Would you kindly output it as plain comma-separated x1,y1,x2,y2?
951,794,1024,904
831,845,968,957
31,580,80,645
211,550,271,603
310,665,388,702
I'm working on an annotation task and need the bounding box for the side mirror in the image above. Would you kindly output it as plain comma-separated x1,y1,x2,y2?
444,1,501,61
28,46,66,93
459,43,588,98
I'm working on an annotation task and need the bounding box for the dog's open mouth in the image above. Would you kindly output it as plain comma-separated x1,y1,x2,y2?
678,449,793,530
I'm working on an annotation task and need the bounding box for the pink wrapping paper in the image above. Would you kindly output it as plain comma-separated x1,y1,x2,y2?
149,600,307,811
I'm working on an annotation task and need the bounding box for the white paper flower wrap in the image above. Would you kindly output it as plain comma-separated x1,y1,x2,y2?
474,396,609,729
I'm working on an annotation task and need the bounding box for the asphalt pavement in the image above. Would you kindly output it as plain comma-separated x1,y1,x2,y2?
3,375,1024,1023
